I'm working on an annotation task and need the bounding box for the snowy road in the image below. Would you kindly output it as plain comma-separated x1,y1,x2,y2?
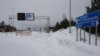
0,27,100,56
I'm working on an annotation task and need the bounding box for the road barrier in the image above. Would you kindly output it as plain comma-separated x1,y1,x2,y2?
16,31,32,36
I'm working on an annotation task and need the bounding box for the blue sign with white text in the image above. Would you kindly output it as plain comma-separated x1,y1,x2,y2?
26,13,34,21
76,10,100,28
76,21,98,28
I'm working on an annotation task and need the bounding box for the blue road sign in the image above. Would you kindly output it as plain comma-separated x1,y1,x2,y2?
76,21,98,28
76,10,100,24
76,15,87,23
26,13,34,21
76,10,100,28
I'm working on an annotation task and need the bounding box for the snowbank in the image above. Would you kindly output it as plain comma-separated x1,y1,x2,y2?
0,27,100,56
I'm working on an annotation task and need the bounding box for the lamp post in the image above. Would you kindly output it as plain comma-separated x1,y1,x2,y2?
11,8,16,27
69,0,71,33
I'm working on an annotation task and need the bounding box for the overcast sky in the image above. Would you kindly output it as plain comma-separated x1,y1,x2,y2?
0,0,91,30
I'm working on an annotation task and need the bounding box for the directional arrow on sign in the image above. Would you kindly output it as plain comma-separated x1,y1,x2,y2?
96,21,99,26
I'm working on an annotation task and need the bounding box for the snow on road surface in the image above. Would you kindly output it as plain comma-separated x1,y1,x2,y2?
0,27,100,56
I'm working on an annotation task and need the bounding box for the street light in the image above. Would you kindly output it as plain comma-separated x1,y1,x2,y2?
69,0,71,33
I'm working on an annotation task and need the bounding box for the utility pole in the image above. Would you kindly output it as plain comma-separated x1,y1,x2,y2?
69,0,71,33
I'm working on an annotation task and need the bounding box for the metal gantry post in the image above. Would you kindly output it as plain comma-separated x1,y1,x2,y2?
47,17,50,33
9,16,13,26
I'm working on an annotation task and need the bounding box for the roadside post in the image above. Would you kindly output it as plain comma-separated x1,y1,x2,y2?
89,27,91,45
95,21,98,46
80,29,81,41
84,27,85,43
76,27,78,41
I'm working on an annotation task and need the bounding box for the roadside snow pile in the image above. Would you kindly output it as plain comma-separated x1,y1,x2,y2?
0,26,100,56
51,27,100,56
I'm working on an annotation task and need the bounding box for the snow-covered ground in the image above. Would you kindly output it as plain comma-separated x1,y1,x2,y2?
0,27,100,56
